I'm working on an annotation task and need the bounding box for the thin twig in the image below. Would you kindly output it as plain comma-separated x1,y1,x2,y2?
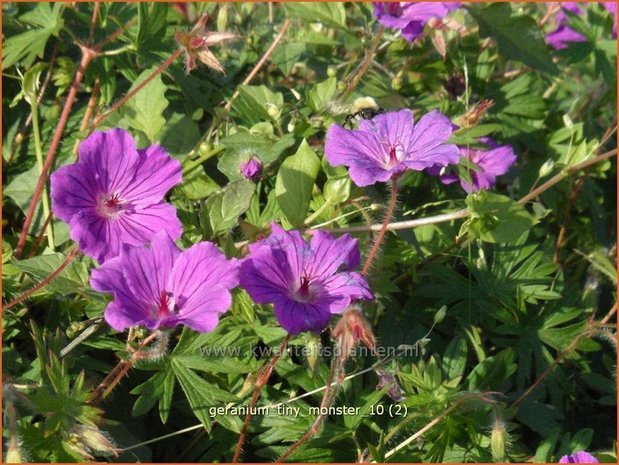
14,45,97,259
91,49,183,131
200,19,291,146
343,25,385,98
3,248,80,311
74,78,100,156
233,335,290,463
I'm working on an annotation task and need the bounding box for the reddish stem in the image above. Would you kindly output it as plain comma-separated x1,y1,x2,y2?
14,47,96,259
90,49,182,131
27,212,54,258
3,248,80,311
232,335,290,463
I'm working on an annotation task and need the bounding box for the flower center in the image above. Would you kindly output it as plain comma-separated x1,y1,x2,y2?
292,275,318,303
97,192,126,219
156,290,177,319
385,141,404,169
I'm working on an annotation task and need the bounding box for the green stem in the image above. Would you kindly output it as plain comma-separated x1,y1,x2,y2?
182,146,225,175
303,201,333,226
30,99,55,251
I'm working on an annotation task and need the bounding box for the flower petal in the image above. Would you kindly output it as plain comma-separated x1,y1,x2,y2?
318,271,374,314
77,129,141,194
325,123,390,186
168,241,239,308
405,110,459,165
120,231,180,307
122,145,182,205
166,285,232,333
273,297,332,335
306,230,361,278
50,163,97,223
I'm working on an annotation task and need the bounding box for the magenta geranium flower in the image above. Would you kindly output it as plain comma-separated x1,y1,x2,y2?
559,451,598,463
50,129,182,263
239,156,262,182
325,109,460,187
239,224,373,335
91,231,239,332
429,138,516,193
546,2,586,49
373,2,461,42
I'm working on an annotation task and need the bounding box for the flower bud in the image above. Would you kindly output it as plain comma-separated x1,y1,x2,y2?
239,156,262,182
327,66,337,78
332,306,376,363
5,436,26,463
490,417,507,462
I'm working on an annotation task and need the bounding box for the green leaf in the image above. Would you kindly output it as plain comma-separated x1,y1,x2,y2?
443,336,468,379
123,69,169,142
136,3,168,50
468,3,558,75
271,42,307,75
307,77,337,113
464,191,538,243
160,114,201,157
205,180,256,234
4,164,45,233
323,175,351,205
2,3,64,70
131,368,175,423
284,3,347,30
14,251,89,294
171,360,238,430
232,85,284,125
275,140,321,226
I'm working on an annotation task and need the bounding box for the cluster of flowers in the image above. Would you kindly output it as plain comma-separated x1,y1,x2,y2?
51,105,516,337
372,1,617,49
51,129,374,336
326,109,516,192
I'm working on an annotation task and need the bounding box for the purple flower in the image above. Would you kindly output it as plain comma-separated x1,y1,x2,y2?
373,2,461,42
51,129,182,263
239,156,262,181
91,231,239,332
603,2,617,37
239,224,373,335
546,2,587,49
559,451,599,463
325,109,460,187
429,138,516,193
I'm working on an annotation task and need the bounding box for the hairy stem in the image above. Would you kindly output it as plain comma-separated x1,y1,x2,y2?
233,334,290,463
362,178,399,275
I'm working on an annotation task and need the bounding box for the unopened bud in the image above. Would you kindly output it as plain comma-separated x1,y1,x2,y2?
267,104,279,118
490,417,507,462
76,425,117,457
5,436,26,463
327,66,337,78
332,306,376,363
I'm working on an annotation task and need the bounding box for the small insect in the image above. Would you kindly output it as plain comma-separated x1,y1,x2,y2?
343,107,386,129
